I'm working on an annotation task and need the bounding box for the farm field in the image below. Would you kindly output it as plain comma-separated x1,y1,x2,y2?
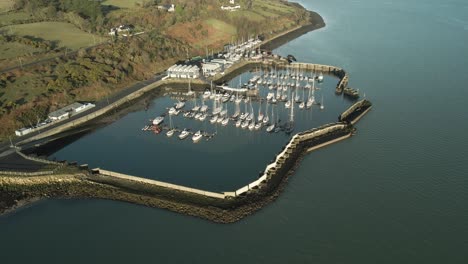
103,0,142,9
4,22,106,50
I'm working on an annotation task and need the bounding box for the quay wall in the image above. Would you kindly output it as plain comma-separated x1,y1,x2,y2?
96,169,226,199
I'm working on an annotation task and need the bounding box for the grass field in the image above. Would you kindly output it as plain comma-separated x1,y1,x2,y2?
0,11,32,26
0,0,14,12
0,42,44,60
3,22,106,50
103,0,142,9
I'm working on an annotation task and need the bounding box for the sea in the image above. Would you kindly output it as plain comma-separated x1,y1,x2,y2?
1,0,467,263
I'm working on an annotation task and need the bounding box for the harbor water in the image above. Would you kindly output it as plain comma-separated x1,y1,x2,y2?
1,0,468,263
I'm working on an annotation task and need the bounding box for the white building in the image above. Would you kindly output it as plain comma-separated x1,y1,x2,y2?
15,127,32,136
167,64,200,79
158,4,175,12
221,5,241,11
48,102,95,121
202,63,222,76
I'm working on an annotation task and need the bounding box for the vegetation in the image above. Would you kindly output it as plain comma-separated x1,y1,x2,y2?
0,0,314,141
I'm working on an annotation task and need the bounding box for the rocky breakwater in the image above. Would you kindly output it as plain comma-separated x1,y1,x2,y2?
339,99,373,124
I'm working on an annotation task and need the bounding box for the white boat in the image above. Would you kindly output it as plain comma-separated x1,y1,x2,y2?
299,102,305,109
152,116,164,125
220,109,227,117
254,122,262,130
194,112,202,119
221,117,229,126
200,105,208,112
199,113,207,121
166,129,174,137
248,121,255,130
285,100,291,109
166,114,175,137
175,101,185,110
192,130,203,142
241,121,249,129
320,95,324,110
179,129,190,140
203,90,211,99
192,106,200,112
263,115,269,124
266,123,275,133
239,112,247,120
317,73,324,82
266,92,274,101
235,119,242,127
210,115,218,124
168,107,177,115
217,116,224,123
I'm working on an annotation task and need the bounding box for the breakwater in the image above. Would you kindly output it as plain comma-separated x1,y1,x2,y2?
339,99,373,124
0,93,371,222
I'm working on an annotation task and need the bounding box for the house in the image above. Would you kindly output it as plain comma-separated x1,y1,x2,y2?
221,5,241,11
108,24,133,36
158,4,175,12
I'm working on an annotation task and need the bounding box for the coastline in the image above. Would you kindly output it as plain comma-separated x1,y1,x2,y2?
0,9,366,223
0,100,372,223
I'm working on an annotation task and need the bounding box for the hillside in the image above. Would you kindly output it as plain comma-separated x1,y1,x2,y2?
0,0,319,141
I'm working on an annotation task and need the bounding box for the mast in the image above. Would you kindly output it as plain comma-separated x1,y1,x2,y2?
290,92,295,122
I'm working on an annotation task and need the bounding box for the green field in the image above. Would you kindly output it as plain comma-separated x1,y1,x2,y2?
3,22,106,50
0,0,14,12
103,0,142,9
205,18,237,35
0,11,31,26
0,42,44,60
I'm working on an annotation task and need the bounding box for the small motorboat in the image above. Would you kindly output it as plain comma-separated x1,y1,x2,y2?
179,129,190,140
192,130,203,142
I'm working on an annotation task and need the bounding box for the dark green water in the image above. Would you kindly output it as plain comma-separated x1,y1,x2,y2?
1,0,468,263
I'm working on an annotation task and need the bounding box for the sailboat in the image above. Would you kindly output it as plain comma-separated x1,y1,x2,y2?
266,105,275,132
166,114,175,137
263,102,269,124
306,81,314,109
294,80,300,103
187,79,194,96
320,95,324,110
257,100,264,122
210,115,218,124
299,85,305,109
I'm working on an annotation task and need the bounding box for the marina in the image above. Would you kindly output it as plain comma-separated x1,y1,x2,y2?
141,67,346,145
49,69,355,192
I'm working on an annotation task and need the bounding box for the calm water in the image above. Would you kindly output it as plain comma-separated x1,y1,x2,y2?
49,72,351,192
1,0,468,263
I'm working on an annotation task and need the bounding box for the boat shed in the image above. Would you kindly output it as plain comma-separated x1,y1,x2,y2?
202,63,222,76
167,64,200,79
48,102,95,121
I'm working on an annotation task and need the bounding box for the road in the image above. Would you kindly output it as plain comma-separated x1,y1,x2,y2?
0,72,167,155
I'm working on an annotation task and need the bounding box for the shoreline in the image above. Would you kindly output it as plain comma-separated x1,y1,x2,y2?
0,101,372,223
0,9,373,223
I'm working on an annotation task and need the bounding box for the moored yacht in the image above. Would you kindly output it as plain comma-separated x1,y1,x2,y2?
178,129,190,140
192,130,203,142
210,115,218,124
152,116,164,125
